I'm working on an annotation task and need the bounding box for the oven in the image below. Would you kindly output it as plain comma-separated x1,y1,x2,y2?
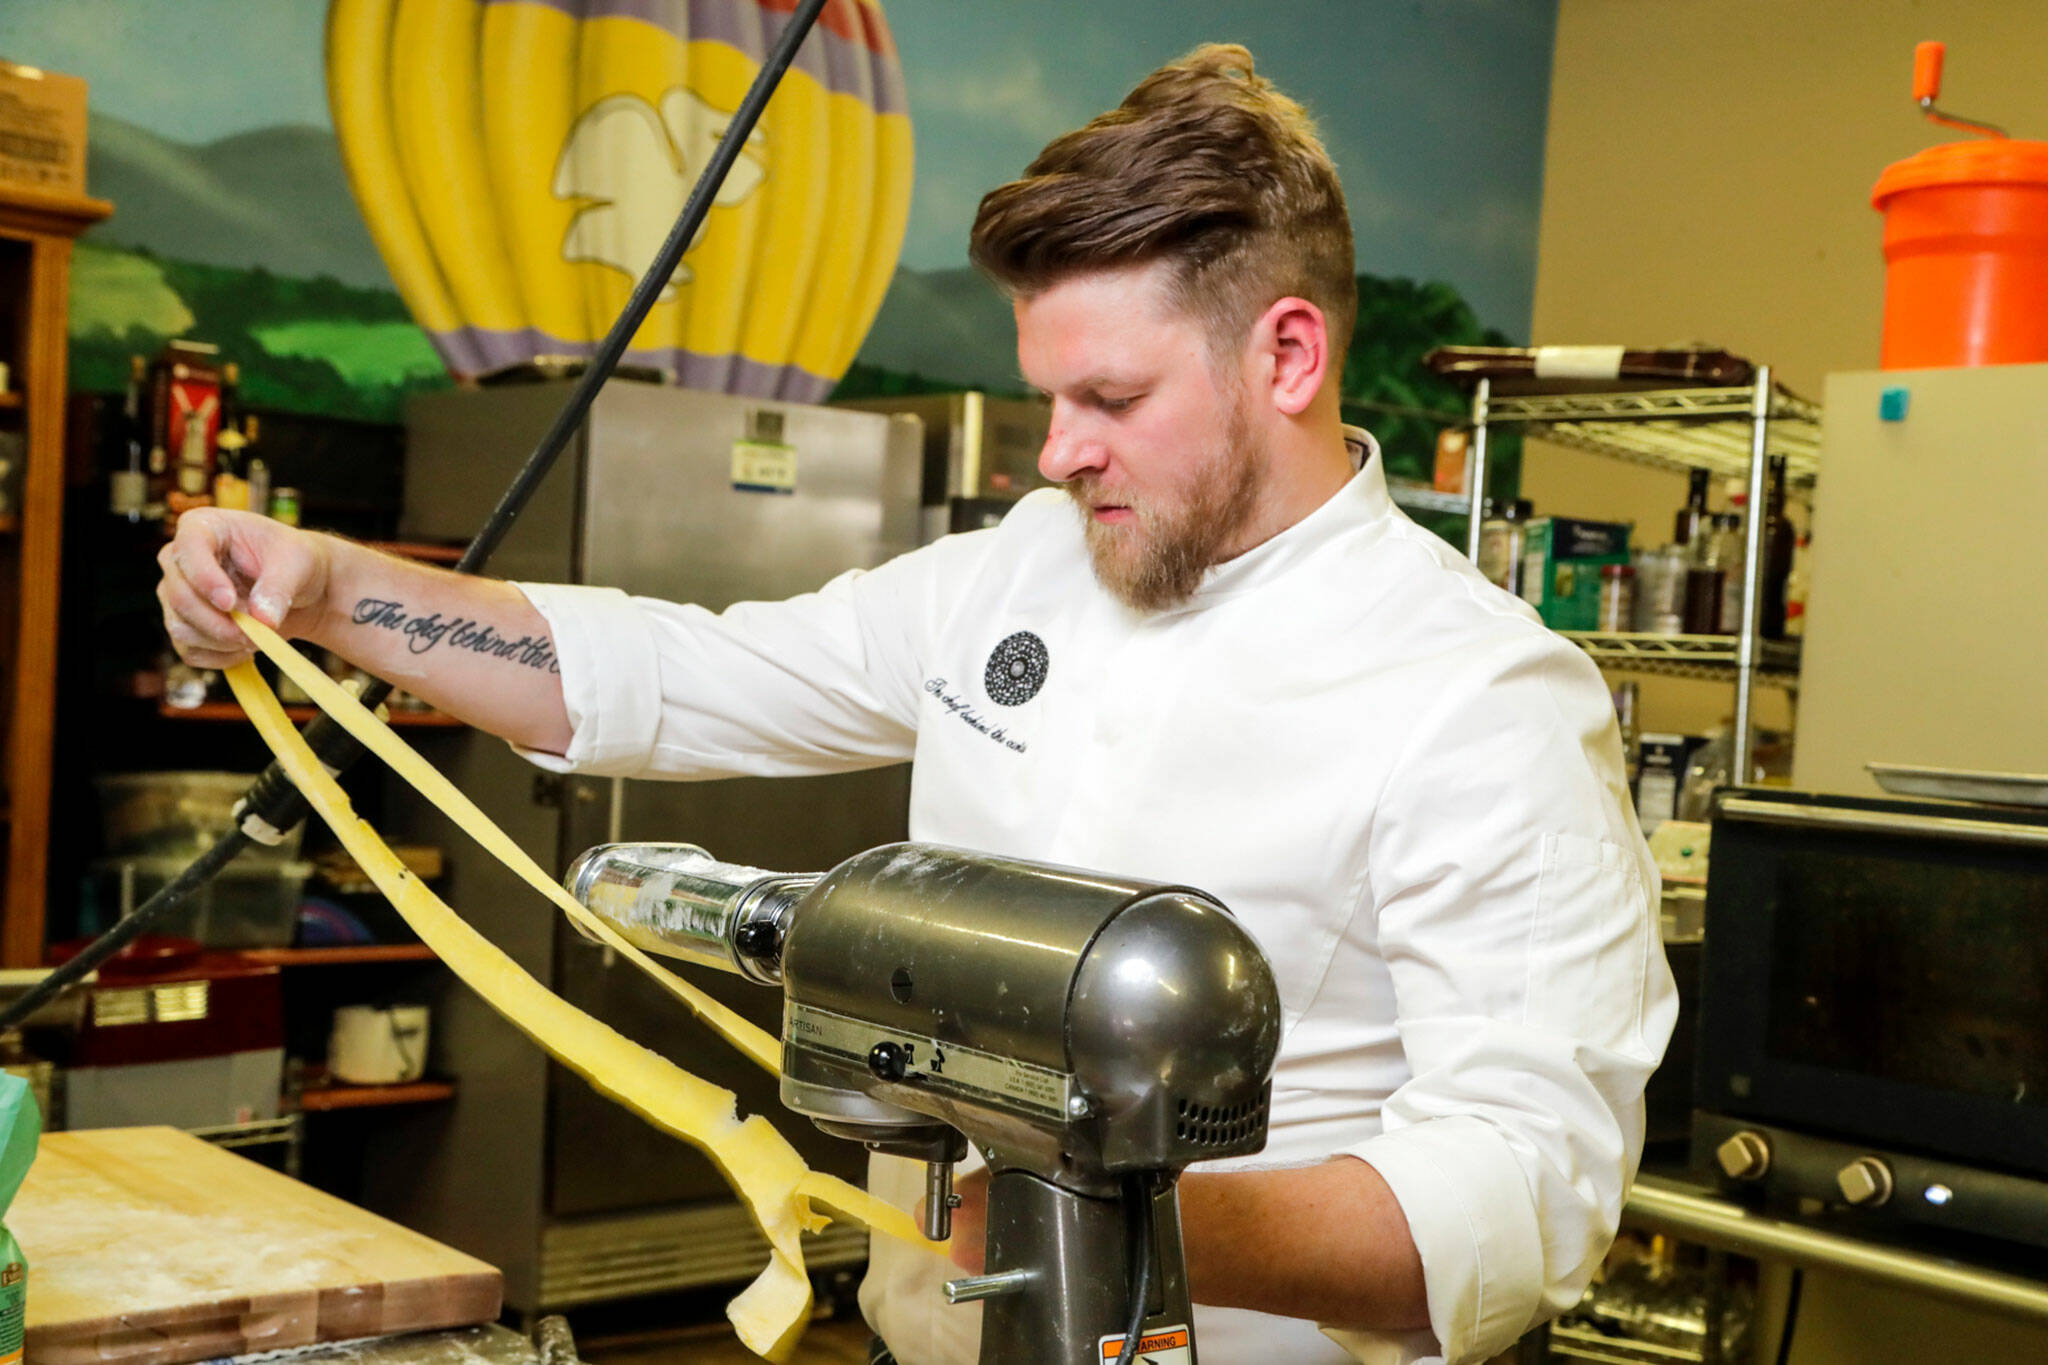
1693,787,2048,1248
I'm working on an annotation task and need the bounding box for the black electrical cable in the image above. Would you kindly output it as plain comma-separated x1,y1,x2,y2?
0,0,832,1033
1773,1268,1804,1365
1115,1173,1158,1364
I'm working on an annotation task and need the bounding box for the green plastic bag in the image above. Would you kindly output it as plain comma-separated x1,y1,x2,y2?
0,1074,37,1365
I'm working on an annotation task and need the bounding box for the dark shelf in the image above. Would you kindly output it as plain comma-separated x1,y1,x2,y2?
237,944,437,967
297,1079,456,1112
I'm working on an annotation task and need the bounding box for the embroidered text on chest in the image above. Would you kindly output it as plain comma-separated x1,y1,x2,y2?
924,678,1028,753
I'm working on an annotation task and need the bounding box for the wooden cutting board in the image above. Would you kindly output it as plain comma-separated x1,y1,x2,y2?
15,1127,502,1365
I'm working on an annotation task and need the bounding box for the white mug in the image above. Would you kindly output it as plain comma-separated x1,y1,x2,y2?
329,1004,431,1085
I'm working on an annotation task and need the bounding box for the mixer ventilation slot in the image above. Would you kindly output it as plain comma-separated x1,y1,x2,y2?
1174,1096,1264,1147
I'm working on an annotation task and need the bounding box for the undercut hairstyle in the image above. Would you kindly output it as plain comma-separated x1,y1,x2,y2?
969,44,1357,370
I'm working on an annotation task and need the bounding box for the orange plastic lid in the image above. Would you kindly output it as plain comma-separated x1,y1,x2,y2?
1873,138,2048,207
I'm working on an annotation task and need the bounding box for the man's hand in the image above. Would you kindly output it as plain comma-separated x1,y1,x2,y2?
153,510,574,753
157,509,332,667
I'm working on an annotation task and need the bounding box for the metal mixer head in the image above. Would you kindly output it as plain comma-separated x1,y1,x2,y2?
775,844,1282,1186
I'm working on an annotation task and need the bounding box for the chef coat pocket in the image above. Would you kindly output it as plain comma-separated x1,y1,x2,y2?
1524,833,1653,1058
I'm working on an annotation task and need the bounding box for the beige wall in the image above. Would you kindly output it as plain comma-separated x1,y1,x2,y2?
1535,4,2048,1356
1526,0,2048,739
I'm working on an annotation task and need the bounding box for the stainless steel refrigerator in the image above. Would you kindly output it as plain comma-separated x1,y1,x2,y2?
362,381,923,1316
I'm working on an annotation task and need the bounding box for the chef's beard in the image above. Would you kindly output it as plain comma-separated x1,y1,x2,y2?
1069,397,1262,613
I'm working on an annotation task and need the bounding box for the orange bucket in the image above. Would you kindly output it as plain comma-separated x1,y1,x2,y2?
1873,138,2048,368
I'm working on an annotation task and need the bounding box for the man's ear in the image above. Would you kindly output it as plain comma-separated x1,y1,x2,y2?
1254,296,1330,417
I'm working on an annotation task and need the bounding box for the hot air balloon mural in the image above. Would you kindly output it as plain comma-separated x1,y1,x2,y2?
325,0,913,402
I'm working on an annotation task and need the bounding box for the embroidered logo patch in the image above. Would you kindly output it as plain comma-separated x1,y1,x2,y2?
983,631,1050,706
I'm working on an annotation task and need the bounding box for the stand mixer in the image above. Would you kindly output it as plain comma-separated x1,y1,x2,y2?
565,841,1282,1364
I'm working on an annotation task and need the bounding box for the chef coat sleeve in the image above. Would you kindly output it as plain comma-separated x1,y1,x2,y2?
506,532,985,779
1337,634,1678,1364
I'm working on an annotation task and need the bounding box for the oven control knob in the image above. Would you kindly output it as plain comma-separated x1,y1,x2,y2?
1715,1131,1772,1181
1837,1156,1895,1207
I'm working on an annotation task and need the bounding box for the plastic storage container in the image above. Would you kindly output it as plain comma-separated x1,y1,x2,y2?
94,772,304,861
1872,43,2048,368
1873,138,2048,368
88,855,313,948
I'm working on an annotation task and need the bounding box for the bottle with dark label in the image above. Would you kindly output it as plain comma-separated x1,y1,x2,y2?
1760,456,1794,638
1682,516,1725,634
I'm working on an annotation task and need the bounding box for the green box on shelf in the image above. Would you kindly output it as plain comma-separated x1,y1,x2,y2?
1520,517,1631,630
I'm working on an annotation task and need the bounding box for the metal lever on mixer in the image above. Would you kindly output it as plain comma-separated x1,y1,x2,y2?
943,1269,1039,1305
925,1157,963,1242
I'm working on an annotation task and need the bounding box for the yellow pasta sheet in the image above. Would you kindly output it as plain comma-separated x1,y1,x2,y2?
223,615,935,1359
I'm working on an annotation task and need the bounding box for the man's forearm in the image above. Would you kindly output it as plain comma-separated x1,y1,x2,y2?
304,538,574,755
1179,1156,1430,1333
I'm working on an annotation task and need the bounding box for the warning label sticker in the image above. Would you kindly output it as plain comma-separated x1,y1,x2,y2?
1097,1325,1192,1363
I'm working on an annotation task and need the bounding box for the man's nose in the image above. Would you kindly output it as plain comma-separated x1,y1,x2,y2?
1037,412,1108,484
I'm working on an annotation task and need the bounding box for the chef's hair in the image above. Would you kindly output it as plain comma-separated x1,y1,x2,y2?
969,43,1356,372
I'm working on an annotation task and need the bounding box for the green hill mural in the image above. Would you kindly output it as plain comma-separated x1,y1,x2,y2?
65,113,1510,472
69,239,448,422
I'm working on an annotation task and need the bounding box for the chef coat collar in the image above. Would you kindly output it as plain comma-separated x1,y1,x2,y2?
1186,424,1394,603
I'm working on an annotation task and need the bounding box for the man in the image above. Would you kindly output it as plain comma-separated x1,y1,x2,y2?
159,45,1674,1365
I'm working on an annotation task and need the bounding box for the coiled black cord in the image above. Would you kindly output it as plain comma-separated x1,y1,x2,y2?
0,0,832,1032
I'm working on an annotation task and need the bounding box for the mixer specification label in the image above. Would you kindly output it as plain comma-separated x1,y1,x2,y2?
787,1003,1073,1119
1098,1325,1191,1362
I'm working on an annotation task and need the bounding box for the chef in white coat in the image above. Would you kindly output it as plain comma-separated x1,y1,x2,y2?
157,43,1675,1365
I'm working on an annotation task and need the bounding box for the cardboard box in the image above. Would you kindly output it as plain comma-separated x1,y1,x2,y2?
0,58,87,196
1519,516,1631,630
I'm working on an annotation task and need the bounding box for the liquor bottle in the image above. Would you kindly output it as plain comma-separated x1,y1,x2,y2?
1760,456,1794,638
1673,468,1711,547
1682,515,1725,634
1714,511,1746,635
109,355,150,520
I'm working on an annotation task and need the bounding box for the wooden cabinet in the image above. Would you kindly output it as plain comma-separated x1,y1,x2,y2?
2,184,110,965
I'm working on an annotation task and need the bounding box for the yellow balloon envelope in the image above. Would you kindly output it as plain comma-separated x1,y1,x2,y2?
327,0,913,402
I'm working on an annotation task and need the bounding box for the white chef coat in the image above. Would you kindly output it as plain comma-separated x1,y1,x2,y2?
515,429,1677,1365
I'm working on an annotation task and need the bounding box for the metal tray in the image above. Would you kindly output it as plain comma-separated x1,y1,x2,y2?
1867,762,2048,808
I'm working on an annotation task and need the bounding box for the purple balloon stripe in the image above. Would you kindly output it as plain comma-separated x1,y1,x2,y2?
430,325,837,401
481,0,907,115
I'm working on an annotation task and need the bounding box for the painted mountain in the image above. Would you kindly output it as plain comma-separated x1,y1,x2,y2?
66,108,1509,462
68,112,445,421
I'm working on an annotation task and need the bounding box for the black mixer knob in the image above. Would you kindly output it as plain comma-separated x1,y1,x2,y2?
868,1041,909,1082
734,919,781,961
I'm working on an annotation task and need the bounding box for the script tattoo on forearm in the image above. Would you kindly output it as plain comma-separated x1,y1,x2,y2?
350,598,561,675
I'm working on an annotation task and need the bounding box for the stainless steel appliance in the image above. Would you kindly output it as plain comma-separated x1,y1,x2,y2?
366,382,923,1315
834,391,1051,539
565,840,1282,1365
1694,787,2048,1249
